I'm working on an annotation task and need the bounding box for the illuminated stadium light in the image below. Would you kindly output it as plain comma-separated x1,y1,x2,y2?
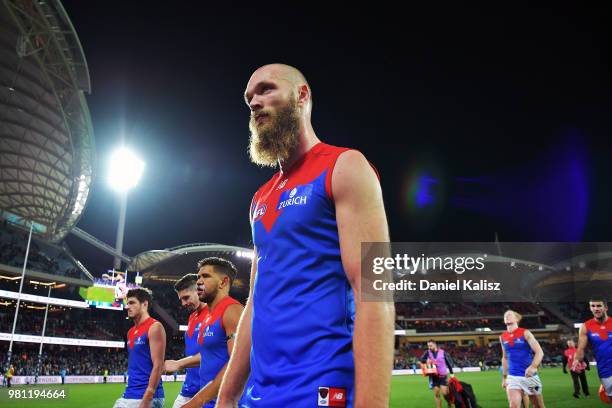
108,147,145,192
29,280,55,287
236,250,254,259
0,275,21,281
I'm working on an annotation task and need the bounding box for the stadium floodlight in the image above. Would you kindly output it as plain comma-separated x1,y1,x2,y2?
108,147,144,192
108,147,145,270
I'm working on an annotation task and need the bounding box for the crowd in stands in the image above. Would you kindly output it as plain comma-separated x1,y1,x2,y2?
394,302,559,333
0,305,129,340
558,302,592,322
395,302,542,319
396,315,555,332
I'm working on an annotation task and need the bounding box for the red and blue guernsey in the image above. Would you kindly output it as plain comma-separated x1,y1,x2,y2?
197,296,241,408
124,317,164,399
247,143,371,407
180,306,208,398
501,328,533,377
585,317,612,378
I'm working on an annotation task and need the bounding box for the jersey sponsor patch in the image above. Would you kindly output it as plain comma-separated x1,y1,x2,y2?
277,184,313,210
318,386,346,407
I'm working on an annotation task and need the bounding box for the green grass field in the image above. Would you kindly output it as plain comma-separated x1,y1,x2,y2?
0,368,604,407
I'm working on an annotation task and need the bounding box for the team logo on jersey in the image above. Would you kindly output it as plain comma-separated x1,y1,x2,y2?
277,184,313,210
318,387,329,406
134,336,145,346
277,179,288,189
318,386,346,407
253,204,267,222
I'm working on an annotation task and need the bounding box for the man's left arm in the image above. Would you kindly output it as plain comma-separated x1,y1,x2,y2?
333,150,395,408
182,303,244,408
140,322,166,408
524,330,544,377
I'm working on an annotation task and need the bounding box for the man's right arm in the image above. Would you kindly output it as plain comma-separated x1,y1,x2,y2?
500,337,508,389
216,246,257,407
573,323,588,369
164,354,201,373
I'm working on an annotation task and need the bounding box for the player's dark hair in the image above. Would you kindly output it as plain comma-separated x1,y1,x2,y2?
427,339,436,345
197,257,238,287
127,287,153,304
174,273,199,292
589,298,608,307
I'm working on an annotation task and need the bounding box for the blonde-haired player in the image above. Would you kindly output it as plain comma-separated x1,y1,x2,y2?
500,310,546,408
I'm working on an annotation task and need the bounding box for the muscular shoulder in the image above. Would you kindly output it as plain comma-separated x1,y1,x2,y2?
332,150,380,201
222,303,244,332
149,321,165,335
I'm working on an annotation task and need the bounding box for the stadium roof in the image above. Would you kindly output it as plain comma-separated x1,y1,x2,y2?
0,0,95,243
129,242,253,281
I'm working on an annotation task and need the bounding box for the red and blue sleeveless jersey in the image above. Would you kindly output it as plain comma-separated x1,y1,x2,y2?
246,143,366,408
124,317,164,399
181,306,208,398
197,296,241,408
501,328,534,377
585,317,612,378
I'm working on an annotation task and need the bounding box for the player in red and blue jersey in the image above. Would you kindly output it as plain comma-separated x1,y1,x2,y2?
217,64,395,408
163,274,208,408
574,298,612,401
500,310,546,408
113,288,166,408
174,257,244,408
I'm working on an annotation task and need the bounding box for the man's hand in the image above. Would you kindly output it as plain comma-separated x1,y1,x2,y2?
180,396,204,408
164,359,180,373
571,357,582,372
137,400,152,408
137,388,155,408
501,378,507,389
524,365,537,377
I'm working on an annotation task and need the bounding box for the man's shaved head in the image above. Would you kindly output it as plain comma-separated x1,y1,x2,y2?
247,63,312,114
255,63,309,90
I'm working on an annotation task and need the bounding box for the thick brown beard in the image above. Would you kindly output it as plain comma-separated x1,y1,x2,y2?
248,98,300,167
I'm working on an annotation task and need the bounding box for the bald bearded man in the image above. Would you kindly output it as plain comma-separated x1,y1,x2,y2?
215,64,395,408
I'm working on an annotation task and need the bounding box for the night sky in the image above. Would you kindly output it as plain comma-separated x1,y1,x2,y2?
59,3,612,275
